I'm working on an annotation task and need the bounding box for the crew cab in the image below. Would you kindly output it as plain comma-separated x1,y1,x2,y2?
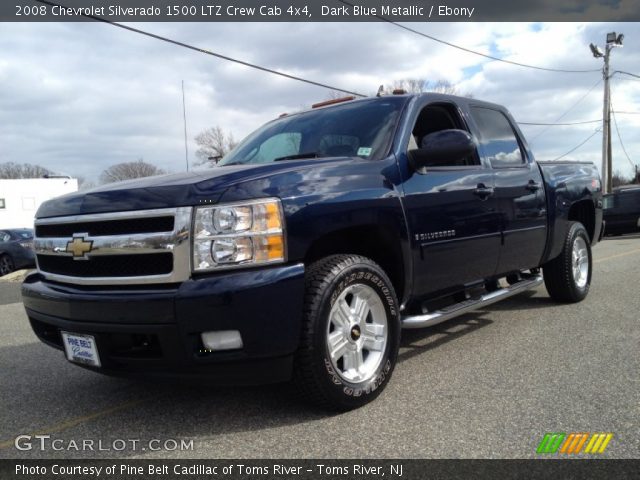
22,93,603,410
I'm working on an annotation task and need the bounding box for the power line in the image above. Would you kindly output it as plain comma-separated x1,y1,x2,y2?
528,78,602,141
614,75,640,83
614,70,640,80
613,111,640,114
34,0,367,98
551,128,601,161
610,101,636,170
519,119,601,126
338,0,601,74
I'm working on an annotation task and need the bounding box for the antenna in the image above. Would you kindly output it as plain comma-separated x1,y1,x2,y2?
182,80,189,172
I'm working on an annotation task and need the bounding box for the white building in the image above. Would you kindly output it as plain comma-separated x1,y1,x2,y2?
0,178,78,229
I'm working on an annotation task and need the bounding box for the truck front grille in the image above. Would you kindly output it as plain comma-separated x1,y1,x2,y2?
37,253,173,277
34,207,192,285
35,216,175,238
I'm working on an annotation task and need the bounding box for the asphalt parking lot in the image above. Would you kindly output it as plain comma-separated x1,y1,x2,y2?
1,236,638,459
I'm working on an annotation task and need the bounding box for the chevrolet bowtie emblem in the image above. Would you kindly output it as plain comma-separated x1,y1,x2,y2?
66,236,93,259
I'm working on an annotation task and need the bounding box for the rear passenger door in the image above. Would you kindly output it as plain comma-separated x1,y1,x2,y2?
469,107,547,274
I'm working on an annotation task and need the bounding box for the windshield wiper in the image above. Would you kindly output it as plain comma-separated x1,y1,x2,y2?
274,152,323,162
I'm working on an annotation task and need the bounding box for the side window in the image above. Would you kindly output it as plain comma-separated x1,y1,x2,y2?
410,103,478,167
619,192,637,210
0,232,10,242
470,107,525,167
602,195,615,210
0,198,5,209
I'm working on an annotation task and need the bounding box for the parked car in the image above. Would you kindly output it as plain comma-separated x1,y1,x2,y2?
603,185,640,236
0,228,35,276
23,93,603,410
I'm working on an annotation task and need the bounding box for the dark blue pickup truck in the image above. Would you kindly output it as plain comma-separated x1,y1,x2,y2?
23,93,603,410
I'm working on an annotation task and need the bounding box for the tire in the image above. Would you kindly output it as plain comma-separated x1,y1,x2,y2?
543,222,592,303
0,254,14,276
293,255,401,411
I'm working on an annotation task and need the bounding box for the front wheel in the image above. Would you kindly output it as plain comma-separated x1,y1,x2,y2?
543,222,592,302
293,255,400,411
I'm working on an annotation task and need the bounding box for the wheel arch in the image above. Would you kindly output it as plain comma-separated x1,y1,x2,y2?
304,225,408,306
568,200,596,242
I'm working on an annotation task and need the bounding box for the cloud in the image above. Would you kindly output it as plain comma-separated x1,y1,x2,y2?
0,21,639,181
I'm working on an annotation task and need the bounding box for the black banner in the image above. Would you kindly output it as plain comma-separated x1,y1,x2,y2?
2,459,640,480
2,0,640,22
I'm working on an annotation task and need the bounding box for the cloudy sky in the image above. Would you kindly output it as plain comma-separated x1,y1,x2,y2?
1,21,639,184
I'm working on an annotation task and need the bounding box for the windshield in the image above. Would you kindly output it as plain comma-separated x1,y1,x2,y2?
219,97,407,166
13,229,34,239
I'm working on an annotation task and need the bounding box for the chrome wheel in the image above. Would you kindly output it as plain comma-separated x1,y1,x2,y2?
326,284,388,384
572,236,589,288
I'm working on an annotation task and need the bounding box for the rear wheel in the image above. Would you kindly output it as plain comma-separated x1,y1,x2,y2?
543,222,592,302
0,254,14,276
293,255,400,411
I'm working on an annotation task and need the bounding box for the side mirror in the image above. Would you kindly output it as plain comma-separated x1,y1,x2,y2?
409,129,476,172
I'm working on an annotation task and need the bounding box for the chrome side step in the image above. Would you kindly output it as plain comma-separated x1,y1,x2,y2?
401,275,543,329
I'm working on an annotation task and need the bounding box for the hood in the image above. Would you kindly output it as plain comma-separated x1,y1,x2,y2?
36,158,349,218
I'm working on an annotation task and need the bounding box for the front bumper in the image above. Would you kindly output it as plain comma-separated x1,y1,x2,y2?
22,263,305,384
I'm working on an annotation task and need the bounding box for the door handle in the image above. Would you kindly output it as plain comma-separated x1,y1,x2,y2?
526,180,542,192
473,184,494,199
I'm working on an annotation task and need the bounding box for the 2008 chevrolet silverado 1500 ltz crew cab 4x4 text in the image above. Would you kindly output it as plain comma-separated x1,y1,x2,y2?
23,93,603,410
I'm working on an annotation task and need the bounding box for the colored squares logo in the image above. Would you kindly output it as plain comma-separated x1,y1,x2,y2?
537,433,613,454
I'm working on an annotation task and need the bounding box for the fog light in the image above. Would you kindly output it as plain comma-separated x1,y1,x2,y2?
201,330,243,351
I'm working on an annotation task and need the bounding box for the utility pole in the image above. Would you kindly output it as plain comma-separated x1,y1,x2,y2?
602,46,611,193
590,32,623,194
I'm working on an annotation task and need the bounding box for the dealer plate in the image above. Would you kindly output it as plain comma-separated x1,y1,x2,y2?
61,332,101,367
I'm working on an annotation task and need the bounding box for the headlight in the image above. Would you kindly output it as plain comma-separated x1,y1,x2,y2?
193,198,286,271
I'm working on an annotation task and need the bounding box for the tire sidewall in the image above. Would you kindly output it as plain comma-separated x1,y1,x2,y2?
312,260,400,408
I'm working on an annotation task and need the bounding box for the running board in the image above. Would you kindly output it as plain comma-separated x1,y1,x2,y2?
401,275,543,329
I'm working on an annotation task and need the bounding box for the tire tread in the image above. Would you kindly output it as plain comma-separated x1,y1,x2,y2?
293,254,396,410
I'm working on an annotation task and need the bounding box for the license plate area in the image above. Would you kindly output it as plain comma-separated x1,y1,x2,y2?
61,332,101,367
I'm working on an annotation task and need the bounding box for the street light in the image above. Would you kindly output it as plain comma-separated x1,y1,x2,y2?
590,32,624,194
589,43,603,58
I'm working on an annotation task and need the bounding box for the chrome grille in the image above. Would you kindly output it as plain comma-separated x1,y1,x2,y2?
34,207,192,285
35,216,175,237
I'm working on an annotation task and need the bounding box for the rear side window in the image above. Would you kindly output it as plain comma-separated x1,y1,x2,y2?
619,190,640,210
603,195,615,209
470,107,525,167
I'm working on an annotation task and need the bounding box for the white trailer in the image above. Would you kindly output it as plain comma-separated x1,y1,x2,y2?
0,178,78,229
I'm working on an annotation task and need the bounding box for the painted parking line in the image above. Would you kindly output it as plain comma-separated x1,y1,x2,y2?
595,247,640,264
0,398,146,450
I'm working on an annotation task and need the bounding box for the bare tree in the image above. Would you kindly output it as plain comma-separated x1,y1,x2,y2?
99,159,165,184
324,89,352,100
383,79,472,97
76,176,96,191
194,126,238,167
0,162,52,179
612,170,632,188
